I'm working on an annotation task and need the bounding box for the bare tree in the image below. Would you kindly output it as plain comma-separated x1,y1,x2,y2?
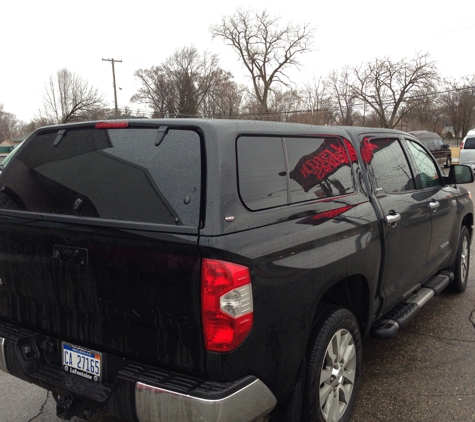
268,88,302,122
349,52,438,128
301,76,334,125
41,69,105,124
440,75,475,139
131,46,223,118
200,69,244,118
404,94,444,133
327,68,360,126
210,8,314,117
24,116,55,133
0,104,24,141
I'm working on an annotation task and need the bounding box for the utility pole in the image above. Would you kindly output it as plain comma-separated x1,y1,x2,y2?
102,58,122,119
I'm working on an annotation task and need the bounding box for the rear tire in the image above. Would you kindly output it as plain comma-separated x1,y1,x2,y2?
302,306,362,422
450,225,470,293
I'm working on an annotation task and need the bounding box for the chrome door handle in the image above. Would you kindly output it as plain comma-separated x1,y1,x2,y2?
429,201,440,212
385,213,401,227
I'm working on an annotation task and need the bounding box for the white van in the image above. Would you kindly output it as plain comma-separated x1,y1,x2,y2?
459,129,475,172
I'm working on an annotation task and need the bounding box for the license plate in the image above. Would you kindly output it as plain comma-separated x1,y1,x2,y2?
62,342,102,382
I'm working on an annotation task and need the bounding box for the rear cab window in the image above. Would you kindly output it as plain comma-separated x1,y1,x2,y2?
0,126,202,227
464,138,475,149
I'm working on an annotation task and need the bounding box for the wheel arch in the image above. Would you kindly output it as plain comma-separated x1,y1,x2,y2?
314,275,371,338
461,213,473,238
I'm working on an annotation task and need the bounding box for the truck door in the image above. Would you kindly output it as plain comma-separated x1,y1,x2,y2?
361,136,432,313
404,138,460,272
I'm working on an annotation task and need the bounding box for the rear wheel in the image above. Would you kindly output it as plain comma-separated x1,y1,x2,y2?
302,306,362,422
450,225,470,293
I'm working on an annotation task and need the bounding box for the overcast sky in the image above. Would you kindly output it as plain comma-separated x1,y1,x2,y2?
2,0,474,122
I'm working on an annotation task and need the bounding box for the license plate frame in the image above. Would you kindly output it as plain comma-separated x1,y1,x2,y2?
62,342,102,383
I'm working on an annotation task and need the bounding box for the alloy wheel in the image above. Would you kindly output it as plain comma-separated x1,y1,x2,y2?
319,329,357,422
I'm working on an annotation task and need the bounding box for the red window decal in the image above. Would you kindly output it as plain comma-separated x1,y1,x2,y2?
290,137,355,192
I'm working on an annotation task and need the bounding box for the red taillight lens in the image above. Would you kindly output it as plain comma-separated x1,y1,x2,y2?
201,259,253,352
460,142,464,150
95,121,129,129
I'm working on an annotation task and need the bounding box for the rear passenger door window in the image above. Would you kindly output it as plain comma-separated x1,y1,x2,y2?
362,138,415,193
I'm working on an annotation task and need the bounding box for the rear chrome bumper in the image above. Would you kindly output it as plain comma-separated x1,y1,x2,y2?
135,378,276,422
0,330,277,422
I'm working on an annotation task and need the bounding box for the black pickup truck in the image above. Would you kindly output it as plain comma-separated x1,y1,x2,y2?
0,119,472,422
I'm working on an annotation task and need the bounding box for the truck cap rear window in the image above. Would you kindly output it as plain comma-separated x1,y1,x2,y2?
0,127,201,227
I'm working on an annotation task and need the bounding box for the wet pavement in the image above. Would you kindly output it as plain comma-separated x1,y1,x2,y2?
352,264,475,421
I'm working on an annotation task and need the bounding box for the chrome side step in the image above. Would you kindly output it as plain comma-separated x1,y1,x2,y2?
371,272,452,340
0,337,9,374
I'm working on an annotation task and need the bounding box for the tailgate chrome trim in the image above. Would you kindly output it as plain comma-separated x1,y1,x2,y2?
0,337,9,374
135,377,276,422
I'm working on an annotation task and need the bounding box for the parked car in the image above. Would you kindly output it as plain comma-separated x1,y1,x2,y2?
459,129,475,172
0,120,472,422
409,130,452,168
0,140,24,173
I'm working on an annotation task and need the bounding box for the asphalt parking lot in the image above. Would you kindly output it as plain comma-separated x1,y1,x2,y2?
1,178,475,422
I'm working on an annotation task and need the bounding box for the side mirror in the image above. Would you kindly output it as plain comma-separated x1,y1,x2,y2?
446,164,474,185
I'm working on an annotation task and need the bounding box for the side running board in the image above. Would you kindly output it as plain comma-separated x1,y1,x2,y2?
371,271,453,340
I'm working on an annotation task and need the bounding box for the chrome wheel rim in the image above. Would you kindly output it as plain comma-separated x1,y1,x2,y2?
461,235,469,283
319,329,356,422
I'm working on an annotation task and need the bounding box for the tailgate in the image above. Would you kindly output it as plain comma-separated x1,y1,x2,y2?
0,218,204,373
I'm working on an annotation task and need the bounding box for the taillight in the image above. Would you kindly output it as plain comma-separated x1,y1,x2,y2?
95,121,129,129
201,259,253,352
460,142,464,150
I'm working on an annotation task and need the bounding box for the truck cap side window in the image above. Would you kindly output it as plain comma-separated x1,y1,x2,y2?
237,136,287,210
286,137,355,202
237,136,355,211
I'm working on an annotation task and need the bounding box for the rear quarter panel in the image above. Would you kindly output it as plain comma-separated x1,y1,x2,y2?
199,194,380,400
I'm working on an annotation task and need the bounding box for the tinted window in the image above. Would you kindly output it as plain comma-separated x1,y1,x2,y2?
237,137,287,210
237,136,356,210
406,140,441,188
428,139,437,150
419,139,429,149
287,137,355,202
464,137,475,149
362,138,415,193
0,128,201,226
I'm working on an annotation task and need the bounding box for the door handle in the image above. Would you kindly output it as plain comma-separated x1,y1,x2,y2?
429,201,440,212
385,213,401,227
